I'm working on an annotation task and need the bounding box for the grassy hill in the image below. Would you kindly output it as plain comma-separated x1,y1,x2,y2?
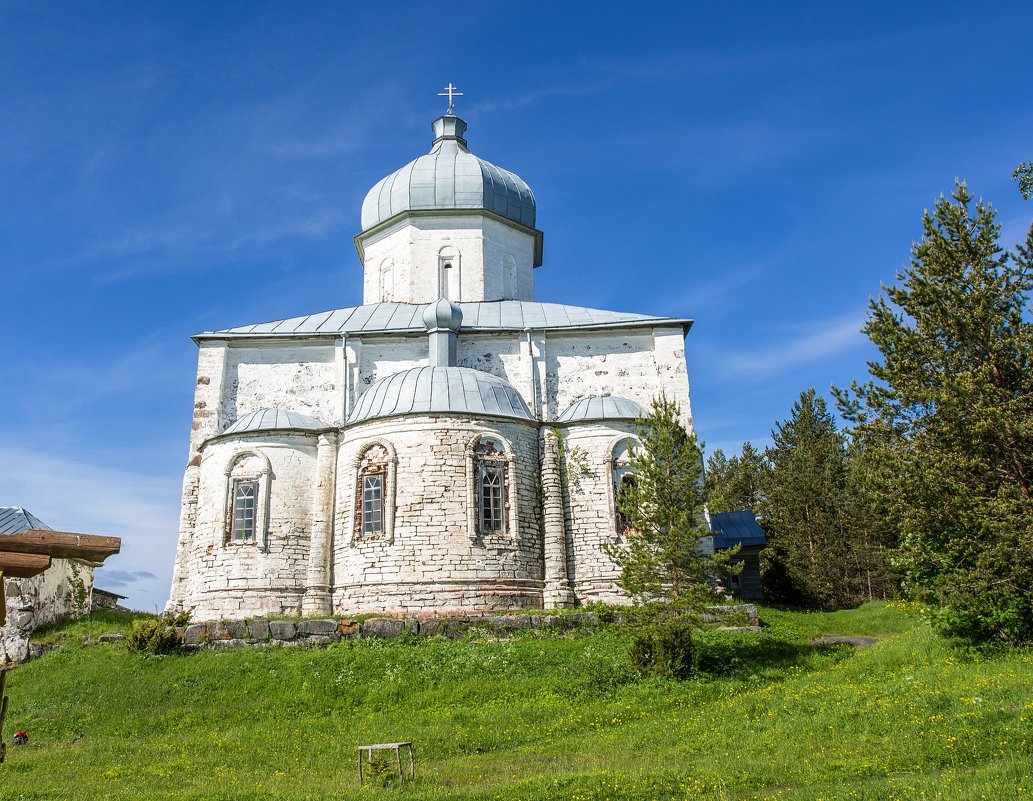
0,603,1030,800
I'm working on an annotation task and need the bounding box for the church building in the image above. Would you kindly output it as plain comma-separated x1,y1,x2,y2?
167,95,697,620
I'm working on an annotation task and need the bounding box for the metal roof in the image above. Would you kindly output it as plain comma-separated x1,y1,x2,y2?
360,115,536,232
348,366,533,425
556,396,647,424
221,408,327,437
199,301,691,340
0,506,52,536
708,510,768,549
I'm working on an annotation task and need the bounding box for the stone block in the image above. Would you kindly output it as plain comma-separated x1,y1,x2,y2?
338,620,359,637
248,620,271,641
97,633,126,643
210,620,247,640
299,619,337,636
419,618,442,637
361,618,405,638
487,614,532,631
442,618,474,638
27,642,57,660
268,621,297,640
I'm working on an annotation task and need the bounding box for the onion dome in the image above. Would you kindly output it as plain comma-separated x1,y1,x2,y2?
348,366,533,425
422,297,463,331
556,396,647,424
360,115,536,232
221,408,326,436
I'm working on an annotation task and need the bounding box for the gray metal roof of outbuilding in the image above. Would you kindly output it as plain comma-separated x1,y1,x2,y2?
348,366,533,425
0,506,52,536
197,301,692,340
360,115,536,232
708,510,768,549
221,408,326,437
556,396,647,424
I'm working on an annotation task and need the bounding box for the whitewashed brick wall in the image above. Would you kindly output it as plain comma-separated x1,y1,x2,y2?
332,416,543,614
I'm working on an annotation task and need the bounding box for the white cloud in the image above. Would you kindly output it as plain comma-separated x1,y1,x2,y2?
713,311,867,381
0,446,180,613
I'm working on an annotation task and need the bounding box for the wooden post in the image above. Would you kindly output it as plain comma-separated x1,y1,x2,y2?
1,570,7,764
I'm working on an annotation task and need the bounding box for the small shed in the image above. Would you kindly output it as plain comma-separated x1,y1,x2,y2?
1,507,120,663
707,510,768,601
91,587,128,611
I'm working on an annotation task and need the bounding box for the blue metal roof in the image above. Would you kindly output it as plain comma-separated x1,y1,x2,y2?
708,510,768,549
221,408,326,437
0,506,52,536
348,366,533,425
360,115,536,232
556,396,647,424
199,301,691,340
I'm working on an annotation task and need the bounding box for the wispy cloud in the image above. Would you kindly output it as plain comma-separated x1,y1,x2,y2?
711,311,867,381
0,446,180,612
660,255,787,316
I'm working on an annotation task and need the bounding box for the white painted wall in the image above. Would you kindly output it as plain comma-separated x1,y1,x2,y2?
359,215,537,304
1,559,93,663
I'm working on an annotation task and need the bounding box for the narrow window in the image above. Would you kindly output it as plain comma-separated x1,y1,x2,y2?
612,439,637,535
441,262,453,300
479,464,505,533
231,480,258,543
474,437,508,536
355,443,391,540
362,473,384,535
615,474,636,534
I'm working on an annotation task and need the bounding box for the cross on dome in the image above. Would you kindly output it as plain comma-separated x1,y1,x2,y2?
437,82,463,115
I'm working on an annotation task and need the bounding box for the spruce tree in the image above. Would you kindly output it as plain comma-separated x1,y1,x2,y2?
762,389,852,609
706,442,767,515
836,181,1033,642
605,394,731,609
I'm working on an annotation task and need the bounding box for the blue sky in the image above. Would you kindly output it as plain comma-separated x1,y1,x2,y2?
2,1,1031,611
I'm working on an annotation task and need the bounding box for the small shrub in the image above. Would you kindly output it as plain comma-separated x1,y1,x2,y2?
127,617,183,655
628,615,697,679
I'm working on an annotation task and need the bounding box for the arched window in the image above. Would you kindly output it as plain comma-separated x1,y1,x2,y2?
354,443,391,540
476,438,507,534
380,257,395,302
438,246,461,301
223,450,272,549
466,434,517,539
502,253,517,299
610,438,637,535
231,480,258,542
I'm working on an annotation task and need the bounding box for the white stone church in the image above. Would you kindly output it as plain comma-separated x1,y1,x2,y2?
167,102,696,620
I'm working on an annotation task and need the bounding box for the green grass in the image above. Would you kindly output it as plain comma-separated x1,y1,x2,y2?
1,602,1030,800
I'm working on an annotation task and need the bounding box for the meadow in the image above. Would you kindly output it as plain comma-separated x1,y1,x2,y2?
0,602,1030,800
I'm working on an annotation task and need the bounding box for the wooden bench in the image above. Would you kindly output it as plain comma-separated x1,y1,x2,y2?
357,741,415,786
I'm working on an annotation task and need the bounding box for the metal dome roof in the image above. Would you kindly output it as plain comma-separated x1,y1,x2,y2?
556,396,647,424
348,366,533,425
360,115,536,232
222,408,326,436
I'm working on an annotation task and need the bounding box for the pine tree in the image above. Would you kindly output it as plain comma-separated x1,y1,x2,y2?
762,389,852,609
706,442,767,515
604,394,731,609
836,181,1033,642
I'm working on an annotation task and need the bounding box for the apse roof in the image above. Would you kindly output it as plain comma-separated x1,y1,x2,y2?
0,506,52,536
360,115,536,232
197,301,692,340
220,409,326,438
348,366,533,425
556,396,647,424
